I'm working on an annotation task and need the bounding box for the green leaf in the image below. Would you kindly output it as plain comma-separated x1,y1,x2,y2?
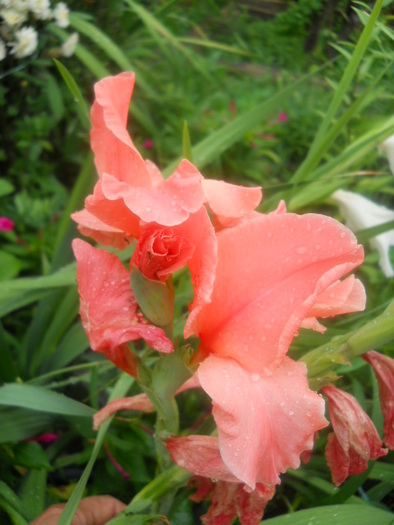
0,408,52,444
0,178,15,197
106,513,170,525
292,0,385,183
356,219,394,243
57,373,134,525
0,384,94,417
13,442,52,471
182,121,193,162
0,251,22,281
263,504,394,524
18,470,47,521
53,58,90,129
125,465,191,514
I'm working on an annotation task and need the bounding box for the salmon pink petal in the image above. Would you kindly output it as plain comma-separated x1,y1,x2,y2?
189,477,275,525
202,179,262,227
305,275,366,319
84,179,141,238
174,208,217,333
167,435,240,482
102,159,205,226
71,209,132,249
191,213,364,373
198,355,328,489
94,394,155,430
94,374,200,430
90,73,150,187
72,239,173,374
323,385,387,486
362,351,394,450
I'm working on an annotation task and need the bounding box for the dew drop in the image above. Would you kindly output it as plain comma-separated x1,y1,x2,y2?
296,246,307,255
315,244,321,250
288,410,294,416
251,373,260,382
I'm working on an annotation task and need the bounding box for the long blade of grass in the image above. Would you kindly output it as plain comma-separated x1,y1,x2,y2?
287,61,391,186
292,0,384,183
53,59,90,128
309,115,394,180
178,37,256,57
57,373,134,525
0,384,94,417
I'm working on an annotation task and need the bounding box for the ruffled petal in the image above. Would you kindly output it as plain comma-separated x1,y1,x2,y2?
90,72,150,186
84,179,141,238
72,239,173,374
190,212,364,373
167,435,240,482
71,209,132,249
102,159,205,226
93,394,155,430
362,351,394,450
198,355,328,489
323,385,387,486
202,179,262,227
189,477,275,525
304,275,366,319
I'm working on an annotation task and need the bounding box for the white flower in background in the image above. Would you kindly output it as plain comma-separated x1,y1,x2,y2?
332,189,394,278
53,1,69,28
0,8,28,27
28,0,51,20
9,25,38,57
0,38,6,60
60,31,78,57
380,133,394,175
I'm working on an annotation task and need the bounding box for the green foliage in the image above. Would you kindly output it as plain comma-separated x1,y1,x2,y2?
0,1,393,525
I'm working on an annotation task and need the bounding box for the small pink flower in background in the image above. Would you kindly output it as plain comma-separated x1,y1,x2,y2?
322,385,387,486
362,351,394,450
26,433,59,444
277,111,288,122
0,216,15,231
142,139,154,149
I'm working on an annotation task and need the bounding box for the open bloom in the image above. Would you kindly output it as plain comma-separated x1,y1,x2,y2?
0,216,15,231
322,385,387,486
331,189,394,278
168,207,366,491
72,239,173,376
71,73,262,248
10,26,38,58
362,351,394,450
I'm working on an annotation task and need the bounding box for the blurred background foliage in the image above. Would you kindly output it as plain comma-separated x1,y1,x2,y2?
0,1,393,524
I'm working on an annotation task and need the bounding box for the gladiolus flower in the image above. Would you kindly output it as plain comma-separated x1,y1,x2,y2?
72,239,173,376
172,210,365,490
72,73,262,245
323,385,387,486
332,189,394,278
362,351,394,450
0,216,15,231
